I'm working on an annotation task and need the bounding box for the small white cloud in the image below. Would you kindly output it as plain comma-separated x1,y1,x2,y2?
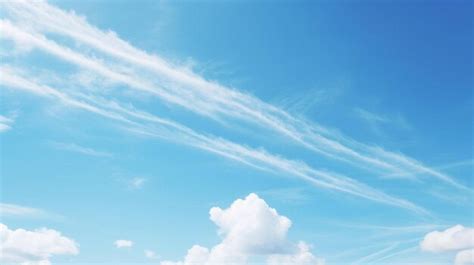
0,223,78,264
0,123,11,132
114,239,133,248
129,177,147,189
145,249,159,260
0,115,14,132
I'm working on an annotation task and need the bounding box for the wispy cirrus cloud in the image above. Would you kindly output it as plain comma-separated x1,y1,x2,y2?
365,245,419,265
50,141,113,157
351,242,400,265
0,115,14,132
0,1,467,192
0,203,60,220
5,1,472,216
355,107,390,124
0,66,428,215
0,203,45,217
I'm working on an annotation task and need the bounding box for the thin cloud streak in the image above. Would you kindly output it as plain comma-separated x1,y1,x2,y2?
351,243,399,265
0,203,61,220
0,1,467,191
0,203,45,217
0,115,14,132
51,141,113,157
367,246,419,264
332,223,444,233
0,68,429,215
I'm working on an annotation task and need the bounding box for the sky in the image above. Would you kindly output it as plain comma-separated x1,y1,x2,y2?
0,0,473,265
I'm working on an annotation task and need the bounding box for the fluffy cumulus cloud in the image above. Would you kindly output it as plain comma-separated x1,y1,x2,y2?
421,225,474,252
160,193,324,265
114,239,134,248
209,193,292,255
421,225,474,265
0,223,78,265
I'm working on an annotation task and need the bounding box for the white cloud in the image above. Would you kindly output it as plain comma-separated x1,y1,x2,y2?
455,249,474,265
421,225,474,252
0,0,466,193
0,203,45,217
0,67,427,215
0,203,62,222
18,261,52,265
208,193,291,255
114,239,133,248
421,225,474,265
0,115,14,132
145,249,159,260
267,242,324,265
0,123,11,132
160,193,324,265
0,223,78,264
129,177,147,190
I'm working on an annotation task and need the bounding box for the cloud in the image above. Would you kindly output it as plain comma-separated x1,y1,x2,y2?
209,193,291,255
15,261,52,265
0,203,55,219
455,249,474,265
145,249,159,260
367,245,419,264
0,1,466,192
421,225,474,252
129,177,147,190
0,0,461,213
0,203,43,217
0,66,428,215
421,225,474,265
351,242,399,265
267,242,325,265
51,141,113,157
354,108,389,124
0,114,14,132
160,193,324,265
114,239,133,248
0,223,78,264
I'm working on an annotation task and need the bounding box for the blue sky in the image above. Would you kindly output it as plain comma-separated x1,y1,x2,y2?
0,1,472,265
